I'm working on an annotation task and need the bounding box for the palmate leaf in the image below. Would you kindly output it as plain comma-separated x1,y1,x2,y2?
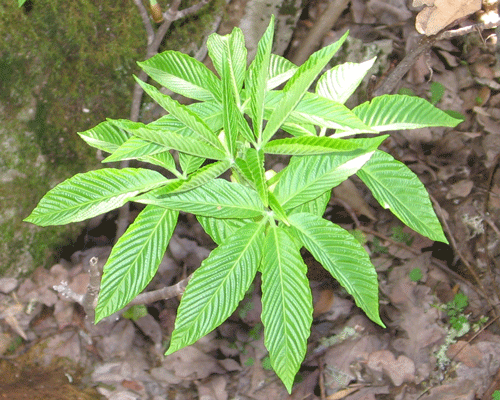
316,58,376,104
78,120,130,153
261,226,312,393
261,31,349,144
135,178,266,218
357,150,447,242
264,135,388,156
95,205,178,321
336,95,463,135
167,222,265,353
24,168,166,226
288,212,384,326
138,51,221,102
135,78,223,150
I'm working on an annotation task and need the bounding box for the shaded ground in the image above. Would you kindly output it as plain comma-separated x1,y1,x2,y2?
2,1,500,399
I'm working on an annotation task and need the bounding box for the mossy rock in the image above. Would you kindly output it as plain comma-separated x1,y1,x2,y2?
0,0,147,276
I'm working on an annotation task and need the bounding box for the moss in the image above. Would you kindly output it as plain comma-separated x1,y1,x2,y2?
159,0,225,55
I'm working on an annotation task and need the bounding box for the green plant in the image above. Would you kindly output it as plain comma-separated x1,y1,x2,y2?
24,17,461,392
493,390,500,400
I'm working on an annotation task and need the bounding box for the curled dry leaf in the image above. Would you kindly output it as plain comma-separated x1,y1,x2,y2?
413,0,482,35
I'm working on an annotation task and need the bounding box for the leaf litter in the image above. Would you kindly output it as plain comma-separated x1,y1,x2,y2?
3,0,500,399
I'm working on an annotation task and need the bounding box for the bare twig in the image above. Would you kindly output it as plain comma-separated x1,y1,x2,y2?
373,20,500,97
291,0,350,65
129,274,192,305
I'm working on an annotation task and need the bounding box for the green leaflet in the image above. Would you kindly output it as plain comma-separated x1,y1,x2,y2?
234,148,268,206
357,150,447,243
267,54,297,90
135,178,266,218
316,58,376,104
288,212,384,326
95,205,178,321
247,15,274,140
102,136,168,163
138,50,221,102
337,94,463,135
273,137,386,211
264,91,375,133
196,216,249,245
261,226,312,392
167,222,265,353
179,153,205,176
111,118,226,160
207,28,247,94
24,168,167,226
261,31,349,144
78,120,130,153
140,151,177,174
135,78,223,151
264,135,388,156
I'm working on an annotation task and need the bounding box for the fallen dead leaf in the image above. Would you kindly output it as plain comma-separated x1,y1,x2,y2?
413,0,482,35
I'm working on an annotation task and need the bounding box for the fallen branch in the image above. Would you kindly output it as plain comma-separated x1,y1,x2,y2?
373,20,500,97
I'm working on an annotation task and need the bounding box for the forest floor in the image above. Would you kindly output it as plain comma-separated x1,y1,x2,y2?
2,1,500,399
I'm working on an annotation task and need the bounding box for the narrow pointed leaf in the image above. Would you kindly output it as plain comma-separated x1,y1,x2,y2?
281,122,317,137
135,78,223,150
273,144,380,210
78,120,130,153
196,216,249,245
24,168,166,226
357,150,447,242
170,160,231,194
138,51,221,101
221,56,239,155
102,136,168,163
135,179,266,218
261,31,349,144
261,226,312,393
179,153,205,175
264,135,387,155
316,58,376,104
95,205,178,321
112,119,226,160
166,222,265,353
290,191,330,216
340,95,463,134
207,28,247,93
247,16,274,139
244,148,268,205
141,151,177,173
264,91,374,132
267,54,298,90
288,212,384,326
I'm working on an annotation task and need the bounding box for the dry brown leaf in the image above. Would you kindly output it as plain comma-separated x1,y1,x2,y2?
414,0,481,35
